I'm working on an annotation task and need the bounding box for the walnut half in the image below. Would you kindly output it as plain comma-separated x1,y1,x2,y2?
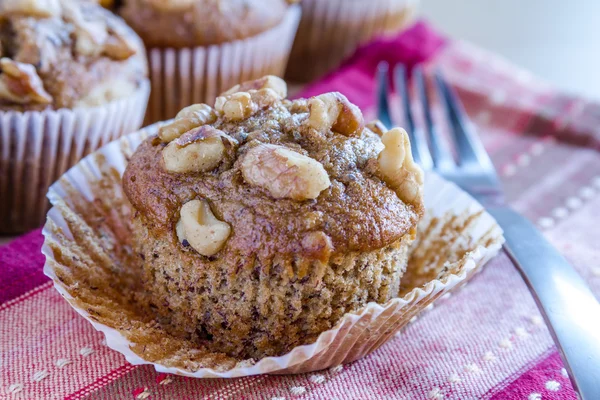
377,128,424,212
176,199,231,256
241,144,331,201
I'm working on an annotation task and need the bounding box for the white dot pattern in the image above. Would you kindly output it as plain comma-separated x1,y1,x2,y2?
427,387,444,400
290,386,307,396
7,384,23,394
309,374,326,384
528,393,542,400
32,370,49,382
538,217,555,229
545,380,560,391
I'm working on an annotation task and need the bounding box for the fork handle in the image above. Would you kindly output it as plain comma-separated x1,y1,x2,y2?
489,207,600,399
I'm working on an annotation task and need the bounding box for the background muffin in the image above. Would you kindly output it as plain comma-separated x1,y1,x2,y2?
0,0,149,233
123,76,424,359
286,0,418,82
109,0,300,124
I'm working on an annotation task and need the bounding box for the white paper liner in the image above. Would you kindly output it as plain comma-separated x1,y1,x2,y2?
0,81,150,234
42,125,504,378
144,5,301,125
286,0,419,82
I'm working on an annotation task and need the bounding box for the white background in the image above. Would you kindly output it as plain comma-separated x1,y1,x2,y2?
420,0,600,100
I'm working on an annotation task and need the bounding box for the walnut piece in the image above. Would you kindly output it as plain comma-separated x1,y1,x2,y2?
159,104,217,143
241,144,331,201
377,128,424,210
215,92,255,121
306,92,364,136
176,199,231,257
301,231,333,262
0,58,52,104
365,120,387,137
162,126,236,173
214,76,288,122
222,75,287,99
62,1,137,59
0,0,61,17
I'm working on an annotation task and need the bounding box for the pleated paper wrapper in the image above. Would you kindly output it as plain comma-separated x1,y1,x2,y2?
286,0,419,82
42,126,504,378
0,81,150,234
145,5,301,125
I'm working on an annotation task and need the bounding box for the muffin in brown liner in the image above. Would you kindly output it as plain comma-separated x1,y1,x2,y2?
120,76,424,360
42,79,502,376
42,125,502,376
286,0,418,82
0,0,149,233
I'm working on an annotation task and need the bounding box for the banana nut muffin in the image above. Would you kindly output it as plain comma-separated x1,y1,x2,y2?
113,0,296,48
0,0,146,111
122,76,425,359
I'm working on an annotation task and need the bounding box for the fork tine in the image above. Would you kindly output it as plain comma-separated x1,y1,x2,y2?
393,64,432,169
413,66,453,170
434,72,495,171
376,62,393,129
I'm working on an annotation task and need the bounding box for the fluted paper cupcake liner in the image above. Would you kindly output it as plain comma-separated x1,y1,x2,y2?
286,0,418,82
42,125,503,378
144,5,301,125
0,81,150,234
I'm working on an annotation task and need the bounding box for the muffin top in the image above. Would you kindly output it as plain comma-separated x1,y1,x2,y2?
114,0,296,48
123,76,424,264
0,0,147,111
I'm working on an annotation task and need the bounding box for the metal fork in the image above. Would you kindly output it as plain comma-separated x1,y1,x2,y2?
377,62,600,399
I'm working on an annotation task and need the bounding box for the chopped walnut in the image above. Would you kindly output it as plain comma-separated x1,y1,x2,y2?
176,199,231,257
214,76,288,122
301,231,333,262
306,92,364,136
159,104,217,143
222,75,287,99
162,126,237,174
62,1,137,59
365,120,387,137
241,144,331,201
377,128,424,211
0,58,52,105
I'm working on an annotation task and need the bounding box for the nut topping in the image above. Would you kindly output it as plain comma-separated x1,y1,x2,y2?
377,128,424,210
176,199,231,256
162,126,236,174
214,76,288,122
222,75,287,99
158,104,217,143
306,92,364,136
301,231,333,262
215,92,255,122
241,144,331,201
0,58,52,104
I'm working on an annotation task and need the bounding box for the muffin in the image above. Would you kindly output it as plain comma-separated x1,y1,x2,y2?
286,0,418,82
122,76,424,359
0,0,149,233
107,0,300,124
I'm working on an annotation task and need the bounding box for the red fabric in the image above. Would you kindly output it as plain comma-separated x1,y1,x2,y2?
2,21,600,399
488,352,577,400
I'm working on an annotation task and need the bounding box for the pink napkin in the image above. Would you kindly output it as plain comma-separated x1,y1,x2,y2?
2,21,600,399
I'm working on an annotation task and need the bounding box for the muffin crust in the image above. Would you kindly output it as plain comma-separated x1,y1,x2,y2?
123,76,424,359
116,0,295,48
